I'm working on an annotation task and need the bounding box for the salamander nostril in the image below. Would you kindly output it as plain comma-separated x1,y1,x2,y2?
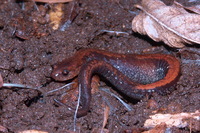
62,69,69,75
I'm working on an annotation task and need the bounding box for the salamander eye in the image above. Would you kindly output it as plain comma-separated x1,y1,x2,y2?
62,69,69,75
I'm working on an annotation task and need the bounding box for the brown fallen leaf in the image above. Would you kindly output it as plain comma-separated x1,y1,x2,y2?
174,1,200,15
144,110,200,128
49,3,64,30
132,0,200,48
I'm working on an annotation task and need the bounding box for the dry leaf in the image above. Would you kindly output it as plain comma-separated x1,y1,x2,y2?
132,0,200,48
18,130,48,133
144,110,200,128
174,1,200,15
102,105,110,130
49,3,64,30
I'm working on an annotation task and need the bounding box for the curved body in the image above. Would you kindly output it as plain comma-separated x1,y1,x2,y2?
52,49,181,117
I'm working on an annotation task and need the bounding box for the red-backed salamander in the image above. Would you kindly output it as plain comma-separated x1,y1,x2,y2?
51,49,181,117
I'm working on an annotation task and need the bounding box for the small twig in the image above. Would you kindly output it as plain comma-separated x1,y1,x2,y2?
2,83,44,94
60,20,71,31
101,105,110,133
32,0,39,11
3,83,35,89
54,98,66,106
100,30,130,36
45,82,75,95
0,74,43,93
21,1,25,10
100,87,133,111
128,9,140,15
41,82,75,106
73,84,81,131
116,1,140,15
60,1,78,31
0,74,3,87
181,59,200,65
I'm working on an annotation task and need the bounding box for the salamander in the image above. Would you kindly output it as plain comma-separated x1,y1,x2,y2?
51,49,181,117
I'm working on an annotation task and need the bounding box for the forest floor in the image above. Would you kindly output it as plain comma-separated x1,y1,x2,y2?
0,0,199,132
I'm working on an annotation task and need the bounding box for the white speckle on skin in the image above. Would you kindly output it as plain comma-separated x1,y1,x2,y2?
55,73,59,77
116,66,120,69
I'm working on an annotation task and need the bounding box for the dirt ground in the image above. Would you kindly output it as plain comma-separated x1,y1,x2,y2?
0,0,199,133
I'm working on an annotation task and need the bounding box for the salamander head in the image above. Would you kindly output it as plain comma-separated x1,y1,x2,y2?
51,58,81,81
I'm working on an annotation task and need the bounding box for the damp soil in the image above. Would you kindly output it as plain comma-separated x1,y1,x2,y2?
0,0,199,133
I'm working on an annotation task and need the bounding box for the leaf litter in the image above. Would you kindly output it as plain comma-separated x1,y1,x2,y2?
132,0,200,48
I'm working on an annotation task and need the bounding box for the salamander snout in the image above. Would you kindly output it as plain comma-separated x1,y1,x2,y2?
51,64,77,81
51,65,69,76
